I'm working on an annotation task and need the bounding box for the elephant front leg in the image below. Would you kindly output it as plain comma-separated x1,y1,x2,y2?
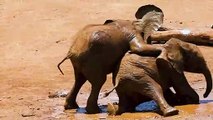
171,72,199,104
164,88,179,106
157,58,199,105
151,88,178,116
64,69,86,110
86,75,107,114
140,79,179,116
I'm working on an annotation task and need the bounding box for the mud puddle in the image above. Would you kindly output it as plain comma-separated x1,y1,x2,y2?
48,89,213,120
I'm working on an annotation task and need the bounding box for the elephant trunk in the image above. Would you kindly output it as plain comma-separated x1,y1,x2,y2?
203,68,212,98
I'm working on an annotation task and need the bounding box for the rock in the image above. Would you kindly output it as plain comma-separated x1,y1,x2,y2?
21,114,35,117
48,90,68,98
18,98,23,100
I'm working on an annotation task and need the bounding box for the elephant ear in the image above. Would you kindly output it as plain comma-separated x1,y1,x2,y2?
164,39,184,74
134,5,164,43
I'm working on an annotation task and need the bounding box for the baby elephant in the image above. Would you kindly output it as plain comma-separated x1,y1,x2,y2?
105,53,179,116
105,38,212,116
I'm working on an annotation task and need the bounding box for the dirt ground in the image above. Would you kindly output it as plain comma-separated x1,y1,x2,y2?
0,0,213,120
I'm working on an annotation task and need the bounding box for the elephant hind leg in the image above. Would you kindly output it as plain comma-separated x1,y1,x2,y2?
138,78,179,116
115,91,130,115
64,66,87,110
86,74,107,114
116,94,140,115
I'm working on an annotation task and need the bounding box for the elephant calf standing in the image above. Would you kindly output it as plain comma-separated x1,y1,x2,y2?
105,38,212,116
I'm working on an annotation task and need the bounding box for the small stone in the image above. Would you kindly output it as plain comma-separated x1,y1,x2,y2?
56,40,60,43
6,97,11,99
99,117,107,120
18,98,23,100
48,90,68,98
21,114,35,117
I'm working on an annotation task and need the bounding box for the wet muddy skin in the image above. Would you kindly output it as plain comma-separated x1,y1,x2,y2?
1,0,213,120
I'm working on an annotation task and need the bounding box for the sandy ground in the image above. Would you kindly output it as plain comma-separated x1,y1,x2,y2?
0,0,213,120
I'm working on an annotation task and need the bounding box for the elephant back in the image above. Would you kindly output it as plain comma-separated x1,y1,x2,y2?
117,53,159,81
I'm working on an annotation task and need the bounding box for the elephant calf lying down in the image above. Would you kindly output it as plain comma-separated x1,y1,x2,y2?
105,38,212,116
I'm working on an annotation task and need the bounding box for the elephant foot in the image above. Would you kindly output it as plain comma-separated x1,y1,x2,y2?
64,101,79,110
86,105,101,114
162,106,179,116
107,103,118,115
115,109,125,115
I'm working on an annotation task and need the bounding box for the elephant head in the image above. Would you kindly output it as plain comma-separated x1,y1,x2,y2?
158,38,212,99
135,4,164,19
133,4,164,43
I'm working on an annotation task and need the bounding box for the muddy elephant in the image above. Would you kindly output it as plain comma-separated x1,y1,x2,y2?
160,38,212,99
57,5,164,114
104,38,212,116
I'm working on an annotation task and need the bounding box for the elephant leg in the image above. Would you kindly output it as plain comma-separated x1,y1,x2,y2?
171,72,199,104
64,67,86,110
115,91,129,115
139,78,178,116
86,74,107,114
122,95,137,113
164,88,178,106
157,57,199,104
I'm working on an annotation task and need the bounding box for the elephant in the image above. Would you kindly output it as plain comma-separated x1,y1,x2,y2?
134,4,165,43
103,38,212,116
57,5,164,114
159,38,212,99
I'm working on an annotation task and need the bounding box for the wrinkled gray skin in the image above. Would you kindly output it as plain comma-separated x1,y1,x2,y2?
57,19,165,114
105,38,212,116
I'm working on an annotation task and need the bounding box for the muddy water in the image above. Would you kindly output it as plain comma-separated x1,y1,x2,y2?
49,101,213,120
48,90,213,120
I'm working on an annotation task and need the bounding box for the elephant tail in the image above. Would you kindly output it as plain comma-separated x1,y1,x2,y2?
101,65,121,98
101,86,117,98
57,56,69,75
101,82,119,98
